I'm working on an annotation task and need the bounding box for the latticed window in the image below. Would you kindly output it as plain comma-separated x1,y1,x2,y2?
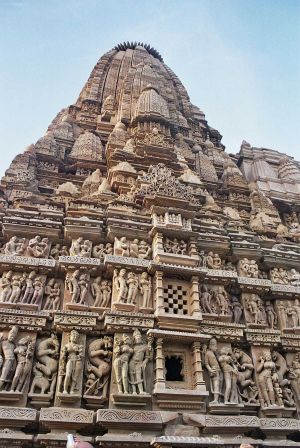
163,284,188,315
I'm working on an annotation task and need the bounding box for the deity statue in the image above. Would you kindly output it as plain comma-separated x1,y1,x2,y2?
29,334,60,395
10,336,35,392
128,329,152,395
78,273,89,305
59,330,83,395
287,299,300,327
0,326,19,390
84,336,113,399
204,338,221,404
139,272,152,308
127,272,139,304
245,294,266,325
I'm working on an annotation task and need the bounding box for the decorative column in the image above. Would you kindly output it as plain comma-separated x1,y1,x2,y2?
192,341,206,390
190,275,202,319
154,270,164,316
153,337,165,392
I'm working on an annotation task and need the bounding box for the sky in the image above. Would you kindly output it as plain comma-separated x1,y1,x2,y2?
1,0,300,177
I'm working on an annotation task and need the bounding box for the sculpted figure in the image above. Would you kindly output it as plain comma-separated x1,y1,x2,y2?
29,334,60,395
60,330,83,395
9,274,23,303
0,326,18,390
113,269,128,303
290,269,300,287
66,270,80,304
238,258,258,278
256,352,277,407
218,347,239,404
127,272,139,304
100,280,112,307
49,243,61,260
271,267,289,285
27,235,49,258
31,275,45,305
287,299,300,327
205,252,222,269
200,286,214,314
139,272,152,308
114,237,129,257
91,277,103,307
265,300,277,329
138,240,152,259
289,358,300,402
232,348,255,391
92,242,113,260
10,336,35,392
4,236,26,256
277,301,288,329
78,273,89,305
215,287,230,315
128,329,152,395
246,294,265,324
129,239,139,258
69,237,83,257
70,237,92,258
21,271,36,304
230,295,243,324
44,279,61,311
204,338,221,404
113,334,133,394
85,336,113,398
0,271,13,302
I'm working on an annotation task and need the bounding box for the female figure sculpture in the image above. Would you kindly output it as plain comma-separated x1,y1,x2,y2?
256,352,277,407
113,334,133,394
60,330,83,395
139,272,152,308
128,329,152,395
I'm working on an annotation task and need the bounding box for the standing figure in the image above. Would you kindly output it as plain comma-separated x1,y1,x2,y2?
60,330,83,395
66,270,80,304
78,273,89,305
0,326,19,390
230,295,243,324
0,271,13,302
22,271,36,304
139,272,152,308
265,301,277,329
113,269,128,303
200,286,214,314
10,336,35,392
100,280,111,307
31,275,44,305
204,338,222,404
127,272,139,304
128,329,152,394
256,353,277,407
44,279,61,311
91,277,103,307
10,274,23,304
218,347,239,404
215,287,229,315
113,334,133,394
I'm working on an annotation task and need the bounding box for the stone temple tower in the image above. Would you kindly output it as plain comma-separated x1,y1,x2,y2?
1,42,300,447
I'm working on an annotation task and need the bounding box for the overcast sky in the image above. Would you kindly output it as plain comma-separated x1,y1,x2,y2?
1,0,300,178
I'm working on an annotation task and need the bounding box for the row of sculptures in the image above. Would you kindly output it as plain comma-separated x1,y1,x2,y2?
2,236,300,286
0,326,151,400
203,338,299,409
1,326,300,412
1,269,300,329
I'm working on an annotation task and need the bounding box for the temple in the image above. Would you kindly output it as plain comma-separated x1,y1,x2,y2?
0,42,300,447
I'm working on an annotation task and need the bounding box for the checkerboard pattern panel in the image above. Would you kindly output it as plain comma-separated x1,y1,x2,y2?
163,284,188,315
